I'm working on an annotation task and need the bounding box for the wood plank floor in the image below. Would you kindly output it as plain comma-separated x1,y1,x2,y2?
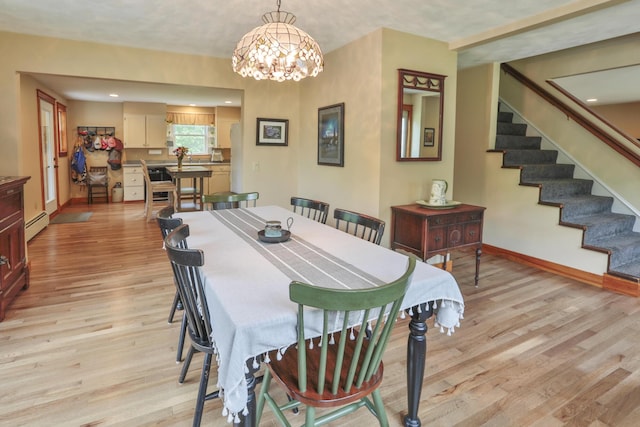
1,202,639,426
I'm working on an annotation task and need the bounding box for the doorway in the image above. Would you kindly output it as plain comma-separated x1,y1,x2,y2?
37,90,59,215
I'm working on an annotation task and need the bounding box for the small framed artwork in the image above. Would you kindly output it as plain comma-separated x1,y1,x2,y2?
423,127,435,147
317,103,345,167
256,118,289,146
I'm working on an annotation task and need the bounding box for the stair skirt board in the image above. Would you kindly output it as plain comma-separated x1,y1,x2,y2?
494,105,640,292
25,211,49,242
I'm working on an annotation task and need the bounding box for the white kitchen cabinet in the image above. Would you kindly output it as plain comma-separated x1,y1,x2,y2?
205,164,231,194
123,114,166,148
123,166,145,201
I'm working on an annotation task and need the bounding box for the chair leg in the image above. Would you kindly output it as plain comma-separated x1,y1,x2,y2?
255,368,271,423
168,291,180,323
180,345,195,383
193,352,213,427
176,312,187,363
371,390,389,427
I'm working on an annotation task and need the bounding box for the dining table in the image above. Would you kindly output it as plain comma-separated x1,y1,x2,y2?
165,165,212,211
176,205,464,426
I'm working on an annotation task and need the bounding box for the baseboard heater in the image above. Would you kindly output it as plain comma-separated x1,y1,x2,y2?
25,211,49,242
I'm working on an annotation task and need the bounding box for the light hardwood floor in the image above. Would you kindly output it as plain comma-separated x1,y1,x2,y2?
1,202,639,426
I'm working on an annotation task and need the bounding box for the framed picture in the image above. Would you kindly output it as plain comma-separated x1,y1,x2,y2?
56,102,68,156
317,103,345,166
423,127,435,147
256,118,288,146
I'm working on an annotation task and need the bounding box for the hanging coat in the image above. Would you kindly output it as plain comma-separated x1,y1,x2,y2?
71,145,87,184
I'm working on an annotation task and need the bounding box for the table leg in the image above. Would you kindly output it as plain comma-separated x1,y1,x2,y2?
198,176,204,210
235,360,260,427
175,177,183,212
475,246,482,287
404,302,433,427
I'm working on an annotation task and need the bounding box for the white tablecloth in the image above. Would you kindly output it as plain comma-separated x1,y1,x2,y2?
176,206,464,420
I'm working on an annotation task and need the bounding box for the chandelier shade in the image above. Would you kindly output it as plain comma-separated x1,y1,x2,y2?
232,3,324,82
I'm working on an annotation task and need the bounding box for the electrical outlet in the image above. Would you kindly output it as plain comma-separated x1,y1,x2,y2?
252,161,260,171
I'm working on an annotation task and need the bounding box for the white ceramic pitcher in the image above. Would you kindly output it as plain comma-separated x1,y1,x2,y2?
429,179,448,205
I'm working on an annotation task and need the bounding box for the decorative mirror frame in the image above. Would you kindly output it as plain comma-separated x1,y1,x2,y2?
396,69,446,161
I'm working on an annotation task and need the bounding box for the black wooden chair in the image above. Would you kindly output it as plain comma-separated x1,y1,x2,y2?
257,258,416,426
333,208,386,245
290,197,329,224
156,206,187,364
87,166,109,204
202,191,259,210
164,224,219,426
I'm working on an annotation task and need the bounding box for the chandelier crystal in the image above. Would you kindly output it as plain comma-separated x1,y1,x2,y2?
232,1,324,82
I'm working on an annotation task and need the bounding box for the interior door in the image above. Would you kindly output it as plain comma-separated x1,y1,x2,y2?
37,90,58,215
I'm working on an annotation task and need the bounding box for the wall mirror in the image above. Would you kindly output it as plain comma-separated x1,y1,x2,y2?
396,69,446,161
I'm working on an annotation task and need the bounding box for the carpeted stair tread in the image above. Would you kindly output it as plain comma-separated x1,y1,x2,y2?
564,212,636,243
547,194,614,220
496,135,542,150
521,164,575,181
587,232,640,269
498,111,514,123
531,178,594,199
610,261,640,279
503,149,558,166
497,122,527,136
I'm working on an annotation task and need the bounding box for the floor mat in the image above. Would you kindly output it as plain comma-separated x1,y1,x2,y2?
50,212,93,224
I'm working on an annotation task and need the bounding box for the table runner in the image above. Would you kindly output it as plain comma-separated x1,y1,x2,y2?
210,208,386,290
176,206,465,421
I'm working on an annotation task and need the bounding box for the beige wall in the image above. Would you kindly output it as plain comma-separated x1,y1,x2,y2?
454,63,499,206
592,101,640,139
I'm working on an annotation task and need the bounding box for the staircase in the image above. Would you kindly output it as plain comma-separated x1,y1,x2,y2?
494,109,640,294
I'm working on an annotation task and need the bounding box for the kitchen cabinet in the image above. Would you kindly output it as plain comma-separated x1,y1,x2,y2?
390,203,485,287
123,114,166,148
123,166,145,201
205,164,231,194
0,176,30,321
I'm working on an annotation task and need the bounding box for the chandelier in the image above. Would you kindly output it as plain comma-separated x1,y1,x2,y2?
232,0,324,82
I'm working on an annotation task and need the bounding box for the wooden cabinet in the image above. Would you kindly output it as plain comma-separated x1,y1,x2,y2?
123,166,145,201
0,176,30,321
123,114,166,148
390,203,485,286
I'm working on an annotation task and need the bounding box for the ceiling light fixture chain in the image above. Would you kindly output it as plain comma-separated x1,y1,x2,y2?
232,0,324,82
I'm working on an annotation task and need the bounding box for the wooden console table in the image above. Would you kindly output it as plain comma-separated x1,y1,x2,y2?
0,176,30,321
390,203,485,286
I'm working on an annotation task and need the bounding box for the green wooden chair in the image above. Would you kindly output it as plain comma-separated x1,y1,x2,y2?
257,257,416,426
291,197,329,224
333,208,386,245
202,191,259,210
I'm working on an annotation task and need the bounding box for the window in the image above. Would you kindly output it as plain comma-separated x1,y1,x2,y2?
172,124,212,155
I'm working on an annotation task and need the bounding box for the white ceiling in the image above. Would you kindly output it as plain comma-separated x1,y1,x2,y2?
1,0,639,106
